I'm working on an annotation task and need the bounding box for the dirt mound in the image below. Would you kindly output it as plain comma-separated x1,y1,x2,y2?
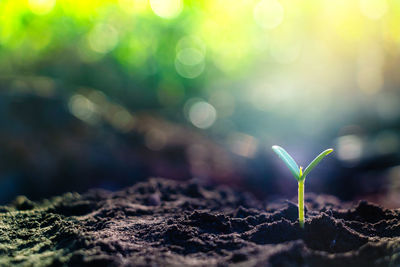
1,178,399,266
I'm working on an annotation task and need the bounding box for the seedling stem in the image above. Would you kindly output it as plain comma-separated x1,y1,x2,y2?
272,145,333,228
298,180,304,228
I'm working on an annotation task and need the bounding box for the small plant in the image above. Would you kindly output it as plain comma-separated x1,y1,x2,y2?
271,145,333,228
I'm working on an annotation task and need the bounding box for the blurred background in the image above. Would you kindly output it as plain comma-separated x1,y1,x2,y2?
0,0,400,206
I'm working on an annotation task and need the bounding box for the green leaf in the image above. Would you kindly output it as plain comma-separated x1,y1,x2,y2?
272,145,300,180
302,148,333,179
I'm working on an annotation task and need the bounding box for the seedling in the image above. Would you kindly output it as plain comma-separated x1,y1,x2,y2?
271,145,333,228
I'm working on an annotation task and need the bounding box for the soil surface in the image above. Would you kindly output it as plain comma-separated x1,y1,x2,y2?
1,178,399,267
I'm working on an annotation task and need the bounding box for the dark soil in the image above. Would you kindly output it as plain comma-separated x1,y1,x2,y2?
1,178,399,266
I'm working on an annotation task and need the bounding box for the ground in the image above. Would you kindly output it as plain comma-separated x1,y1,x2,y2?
1,178,399,266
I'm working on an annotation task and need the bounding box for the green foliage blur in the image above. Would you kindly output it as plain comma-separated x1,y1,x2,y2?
1,0,400,151
0,0,258,111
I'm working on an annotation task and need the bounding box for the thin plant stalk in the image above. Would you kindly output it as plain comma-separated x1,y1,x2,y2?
298,180,304,228
271,145,333,229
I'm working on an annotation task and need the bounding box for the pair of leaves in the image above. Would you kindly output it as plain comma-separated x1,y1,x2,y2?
272,145,333,181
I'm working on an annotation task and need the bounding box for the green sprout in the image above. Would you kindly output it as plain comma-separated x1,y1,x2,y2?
271,145,333,228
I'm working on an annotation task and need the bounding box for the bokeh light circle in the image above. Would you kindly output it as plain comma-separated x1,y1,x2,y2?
360,0,387,20
28,0,56,15
175,59,205,78
188,101,217,129
254,0,284,29
88,24,119,54
150,0,183,19
177,48,204,66
175,36,206,78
